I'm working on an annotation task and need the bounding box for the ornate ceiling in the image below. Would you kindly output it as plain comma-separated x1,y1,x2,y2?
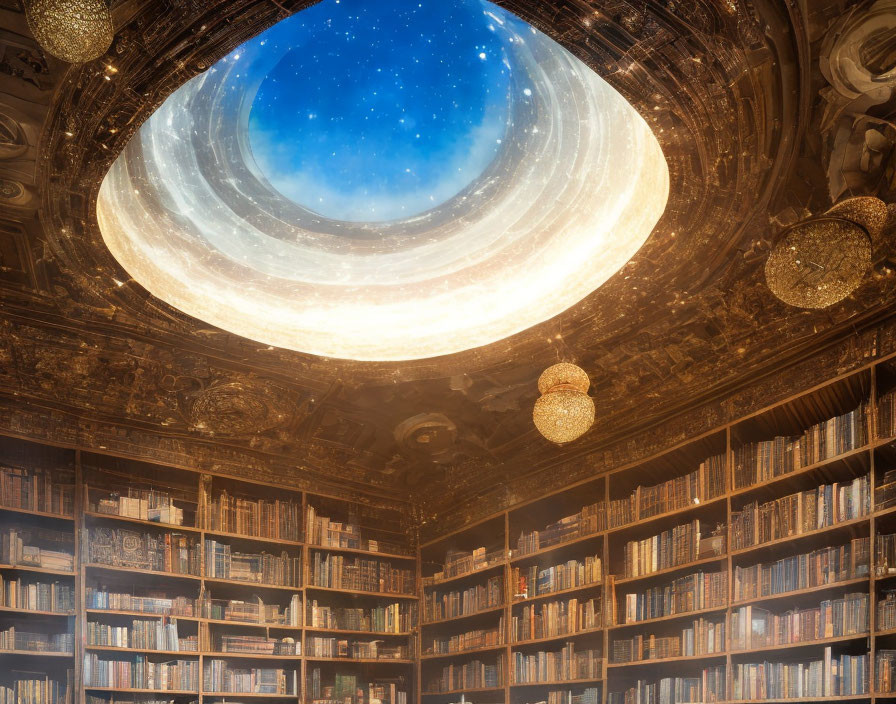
0,0,894,539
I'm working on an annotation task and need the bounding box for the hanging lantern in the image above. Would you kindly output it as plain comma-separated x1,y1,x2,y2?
532,362,595,444
764,196,887,309
25,0,114,64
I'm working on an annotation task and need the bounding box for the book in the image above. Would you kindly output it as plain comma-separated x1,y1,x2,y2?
512,555,601,600
306,504,409,555
1,526,74,571
617,570,727,625
621,519,708,579
511,597,601,642
611,616,725,663
514,501,606,557
423,545,504,584
0,574,74,612
311,552,413,594
0,626,73,653
202,594,301,625
83,654,199,690
511,643,602,684
209,490,301,541
732,647,868,698
86,618,198,651
202,659,296,694
424,619,504,655
608,667,725,704
85,587,197,617
0,670,73,704
204,539,300,587
423,575,503,622
307,600,415,632
0,465,73,517
424,655,504,691
87,527,199,575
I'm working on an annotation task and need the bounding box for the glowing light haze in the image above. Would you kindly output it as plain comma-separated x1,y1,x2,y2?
97,0,669,361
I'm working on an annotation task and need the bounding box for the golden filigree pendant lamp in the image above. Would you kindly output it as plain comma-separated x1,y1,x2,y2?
25,0,113,63
765,196,887,309
533,362,595,444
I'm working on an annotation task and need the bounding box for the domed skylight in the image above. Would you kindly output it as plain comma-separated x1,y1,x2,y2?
97,0,668,361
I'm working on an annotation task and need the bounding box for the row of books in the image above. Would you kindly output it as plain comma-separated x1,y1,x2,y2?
511,597,601,642
514,501,606,557
534,687,600,704
0,671,72,704
86,618,198,651
203,594,301,624
0,465,73,517
424,545,504,584
0,626,73,653
608,667,725,704
731,648,868,698
92,489,184,526
86,588,197,617
512,556,602,600
1,526,73,571
730,474,870,551
730,592,869,650
511,643,602,684
308,669,406,704
208,490,301,542
305,636,406,659
607,454,726,529
306,600,414,632
203,659,296,694
610,616,725,663
310,553,414,594
881,389,896,439
217,634,300,655
621,520,708,579
732,403,869,489
732,537,870,601
614,570,728,625
878,469,896,510
305,505,408,556
0,575,73,612
87,528,199,575
422,575,503,622
425,656,504,692
204,539,300,587
83,654,200,690
424,620,504,655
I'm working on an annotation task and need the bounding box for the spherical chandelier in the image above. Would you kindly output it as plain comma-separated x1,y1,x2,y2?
764,196,887,309
532,362,595,444
25,0,113,64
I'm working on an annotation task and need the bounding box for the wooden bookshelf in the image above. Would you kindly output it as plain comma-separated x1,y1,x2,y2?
10,346,896,704
0,441,417,704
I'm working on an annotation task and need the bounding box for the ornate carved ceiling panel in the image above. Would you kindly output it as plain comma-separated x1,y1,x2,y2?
0,0,894,532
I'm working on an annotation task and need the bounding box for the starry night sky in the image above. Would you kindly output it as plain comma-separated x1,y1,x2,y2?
247,0,513,221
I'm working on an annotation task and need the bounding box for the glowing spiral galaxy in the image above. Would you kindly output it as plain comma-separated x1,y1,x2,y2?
97,0,668,361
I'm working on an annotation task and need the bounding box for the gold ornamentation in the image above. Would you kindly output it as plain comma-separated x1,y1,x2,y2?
825,196,889,239
533,363,595,444
765,216,871,309
25,0,113,64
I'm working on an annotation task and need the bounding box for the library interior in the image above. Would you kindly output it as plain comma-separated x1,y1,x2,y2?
0,0,895,704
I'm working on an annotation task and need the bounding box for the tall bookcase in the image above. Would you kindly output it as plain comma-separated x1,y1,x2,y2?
8,349,896,704
0,444,417,704
417,352,896,704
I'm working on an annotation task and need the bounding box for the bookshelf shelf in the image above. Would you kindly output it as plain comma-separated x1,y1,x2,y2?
608,604,729,631
729,515,871,559
202,577,302,592
421,604,506,627
612,554,727,585
422,687,504,696
0,504,74,521
205,652,302,660
305,657,414,664
84,689,200,694
606,494,728,538
729,631,870,656
0,649,73,657
306,585,416,600
422,561,504,588
85,608,201,620
305,627,411,637
606,652,726,668
509,678,604,687
83,510,202,533
511,626,604,647
730,576,870,607
309,544,415,561
203,617,300,628
510,533,602,564
420,644,506,660
512,580,603,605
0,563,74,576
0,605,73,617
84,645,200,655
203,528,303,547
730,444,872,500
84,563,202,581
